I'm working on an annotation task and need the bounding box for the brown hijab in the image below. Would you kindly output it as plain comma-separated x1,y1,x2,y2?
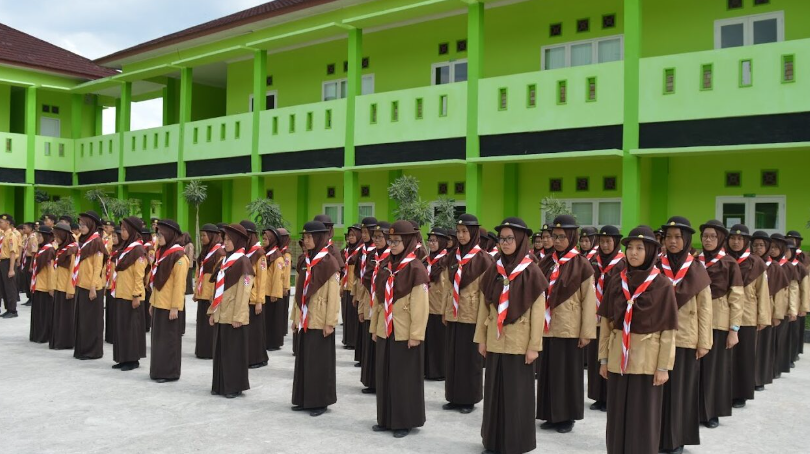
295,231,341,309
426,234,450,283
539,228,595,309
373,230,430,304
246,231,265,266
700,228,743,299
658,227,712,308
448,224,494,289
727,236,767,288
213,225,254,292
116,217,147,271
198,231,225,275
77,215,105,263
34,231,56,272
482,229,548,325
54,228,77,269
758,238,790,297
152,223,185,291
263,229,282,265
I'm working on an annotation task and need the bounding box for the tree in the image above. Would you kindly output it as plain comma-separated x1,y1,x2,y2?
84,189,112,220
34,189,51,203
432,196,457,230
540,195,573,225
246,198,287,231
40,197,77,220
388,175,434,227
183,180,208,253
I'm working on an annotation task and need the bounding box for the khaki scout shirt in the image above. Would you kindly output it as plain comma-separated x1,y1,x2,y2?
0,227,19,260
265,256,285,300
711,284,744,331
249,256,267,305
370,283,429,341
474,293,545,355
208,275,253,325
675,286,714,350
740,273,771,326
290,272,340,330
429,269,452,315
599,318,677,375
114,257,147,301
544,276,597,340
443,275,486,324
150,256,190,311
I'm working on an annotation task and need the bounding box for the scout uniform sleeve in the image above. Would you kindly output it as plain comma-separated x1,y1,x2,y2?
696,286,714,350
528,293,545,353
326,273,340,327
269,258,284,298
788,279,799,317
579,275,597,340
800,275,810,313
91,252,104,290
171,257,190,310
235,275,252,325
656,329,677,371
133,257,146,298
369,291,380,332
727,265,744,327
46,258,57,290
598,317,611,362
442,270,453,317
756,272,771,326
66,254,76,295
408,283,429,342
473,293,489,345
254,258,267,303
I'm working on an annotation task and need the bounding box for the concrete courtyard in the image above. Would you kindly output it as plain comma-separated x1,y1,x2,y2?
1,297,808,453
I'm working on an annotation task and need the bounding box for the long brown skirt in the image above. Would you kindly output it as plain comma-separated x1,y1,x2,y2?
789,319,801,362
482,352,536,454
607,372,663,454
445,322,483,405
660,347,701,451
248,306,268,366
50,291,75,350
143,289,152,333
0,259,18,312
774,318,790,378
264,296,286,350
195,299,214,359
354,311,364,363
732,326,757,401
755,326,774,387
342,291,358,348
73,287,104,359
699,330,732,421
104,289,116,344
29,291,53,343
291,328,337,409
799,315,806,354
424,313,446,380
114,298,146,364
212,323,250,395
375,335,426,430
150,307,182,380
361,320,377,389
587,326,607,403
536,337,584,423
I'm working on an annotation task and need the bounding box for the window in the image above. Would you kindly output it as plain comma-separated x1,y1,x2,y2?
248,90,277,112
714,11,784,49
431,60,468,85
541,198,622,229
322,75,374,101
358,203,375,220
321,203,375,227
716,196,785,235
40,117,60,138
542,35,623,70
430,200,467,220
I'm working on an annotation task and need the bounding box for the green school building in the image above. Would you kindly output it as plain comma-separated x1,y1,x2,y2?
1,0,808,239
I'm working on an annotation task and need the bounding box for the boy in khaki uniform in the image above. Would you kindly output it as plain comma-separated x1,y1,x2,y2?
0,214,20,317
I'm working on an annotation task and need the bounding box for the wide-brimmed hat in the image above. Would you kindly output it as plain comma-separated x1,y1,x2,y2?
223,223,249,240
157,219,182,235
661,216,695,234
301,221,329,234
494,217,532,234
699,219,728,235
456,214,480,227
786,230,804,241
314,214,334,227
598,225,622,239
36,225,53,235
79,211,102,226
429,228,450,239
201,223,220,234
239,220,258,234
551,215,578,229
361,217,378,229
621,225,659,247
389,220,419,236
728,224,750,237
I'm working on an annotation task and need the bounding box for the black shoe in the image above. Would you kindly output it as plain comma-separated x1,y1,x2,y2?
267,347,281,351
702,418,719,429
249,363,263,369
425,376,446,381
155,378,178,384
790,361,796,368
459,405,474,414
442,403,459,411
755,385,765,391
1,311,18,318
309,407,327,417
372,424,389,432
589,401,601,411
600,402,607,412
556,420,575,433
361,387,376,394
22,301,32,306
121,362,139,372
224,393,239,399
211,391,218,395
112,363,124,369
392,429,410,438
732,399,746,408
291,405,306,411
354,362,361,367
482,451,498,454
539,421,557,430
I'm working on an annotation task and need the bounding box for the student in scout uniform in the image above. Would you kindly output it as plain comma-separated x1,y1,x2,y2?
290,221,341,416
354,217,378,367
208,224,254,398
0,213,20,318
278,228,293,345
193,224,225,359
341,224,362,350
657,216,712,454
263,226,286,351
786,239,809,366
599,225,679,454
360,221,391,394
370,220,430,438
29,225,56,343
149,219,190,383
785,231,809,360
239,220,268,369
70,223,81,242
41,214,56,228
476,217,548,454
769,234,797,378
141,227,156,333
444,214,494,414
532,232,544,259
579,226,599,260
538,224,554,260
536,215,597,434
424,227,451,381
104,227,121,345
112,217,148,372
51,224,77,350
73,211,106,360
18,221,35,307
751,231,787,390
784,242,804,370
726,225,770,408
102,220,115,254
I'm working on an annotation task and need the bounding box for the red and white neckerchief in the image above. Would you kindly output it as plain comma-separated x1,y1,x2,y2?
246,242,262,259
792,257,801,267
544,248,580,332
298,244,331,332
103,235,111,251
196,243,223,295
341,246,360,287
110,239,143,297
426,250,447,277
105,248,121,288
488,246,499,257
494,254,533,338
452,245,483,318
764,256,773,267
359,244,374,280
595,251,625,317
585,245,599,261
619,267,661,374
660,253,694,286
71,232,100,287
735,249,751,265
370,248,391,312
54,242,77,270
21,235,30,268
698,248,727,268
538,249,547,260
384,251,418,335
30,244,54,292
211,248,246,313
149,244,184,290
778,256,788,266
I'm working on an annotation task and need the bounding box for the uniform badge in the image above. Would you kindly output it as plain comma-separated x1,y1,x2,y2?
244,276,251,286
502,276,510,286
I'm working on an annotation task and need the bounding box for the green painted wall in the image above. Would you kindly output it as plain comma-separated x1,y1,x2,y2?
191,83,226,121
0,84,10,132
9,88,25,134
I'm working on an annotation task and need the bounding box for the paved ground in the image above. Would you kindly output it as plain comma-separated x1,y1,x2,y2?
1,296,808,453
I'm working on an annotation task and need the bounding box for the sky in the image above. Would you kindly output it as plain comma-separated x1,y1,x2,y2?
0,0,270,132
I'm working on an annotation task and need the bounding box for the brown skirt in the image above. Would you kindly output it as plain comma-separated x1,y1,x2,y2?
114,298,146,364
354,310,363,363
248,305,268,366
50,291,75,350
104,289,116,344
29,291,53,343
195,299,214,359
799,315,806,355
774,318,790,378
607,372,664,454
789,319,801,362
150,307,182,380
73,287,104,359
0,259,19,312
264,296,286,350
360,320,377,389
482,352,536,454
445,321,483,405
212,323,250,395
283,294,290,336
732,326,757,400
699,330,732,421
424,313,446,380
375,335,426,430
291,328,337,409
143,289,152,333
536,337,584,423
755,326,774,386
342,291,358,348
587,326,607,403
660,347,701,451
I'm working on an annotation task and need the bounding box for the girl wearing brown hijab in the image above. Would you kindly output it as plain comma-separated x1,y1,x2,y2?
149,219,190,383
360,221,391,394
194,224,225,359
598,225,679,454
208,224,254,398
29,225,56,344
726,225,770,408
477,218,548,454
239,221,267,369
751,231,787,389
787,242,808,366
291,221,341,416
697,220,743,429
104,228,121,345
444,214,494,414
73,211,106,360
50,224,77,350
657,216,712,454
370,220,430,438
423,227,451,380
353,217,377,366
536,215,596,434
771,234,798,377
341,224,362,350
112,217,147,372
278,228,293,344
263,226,287,351
141,227,156,333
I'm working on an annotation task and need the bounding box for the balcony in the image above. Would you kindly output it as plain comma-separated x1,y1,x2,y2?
1,132,27,170
36,136,74,174
75,134,117,173
183,113,252,161
123,124,180,167
259,99,346,155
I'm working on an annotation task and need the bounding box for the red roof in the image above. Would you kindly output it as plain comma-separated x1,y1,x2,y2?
95,0,338,65
0,23,118,80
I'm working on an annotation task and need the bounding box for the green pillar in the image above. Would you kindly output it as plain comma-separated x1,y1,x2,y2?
94,99,103,136
503,163,518,218
621,0,642,234
222,180,233,222
117,82,132,200
24,86,36,221
250,50,267,203
163,78,179,126
176,67,193,230
71,94,83,190
387,169,402,221
296,175,309,235
465,1,484,216
343,28,363,227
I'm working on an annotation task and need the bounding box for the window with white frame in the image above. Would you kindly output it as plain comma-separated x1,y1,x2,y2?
248,90,277,112
540,198,622,229
431,60,468,85
714,11,784,49
541,35,623,71
322,75,375,101
321,203,376,227
716,195,785,235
